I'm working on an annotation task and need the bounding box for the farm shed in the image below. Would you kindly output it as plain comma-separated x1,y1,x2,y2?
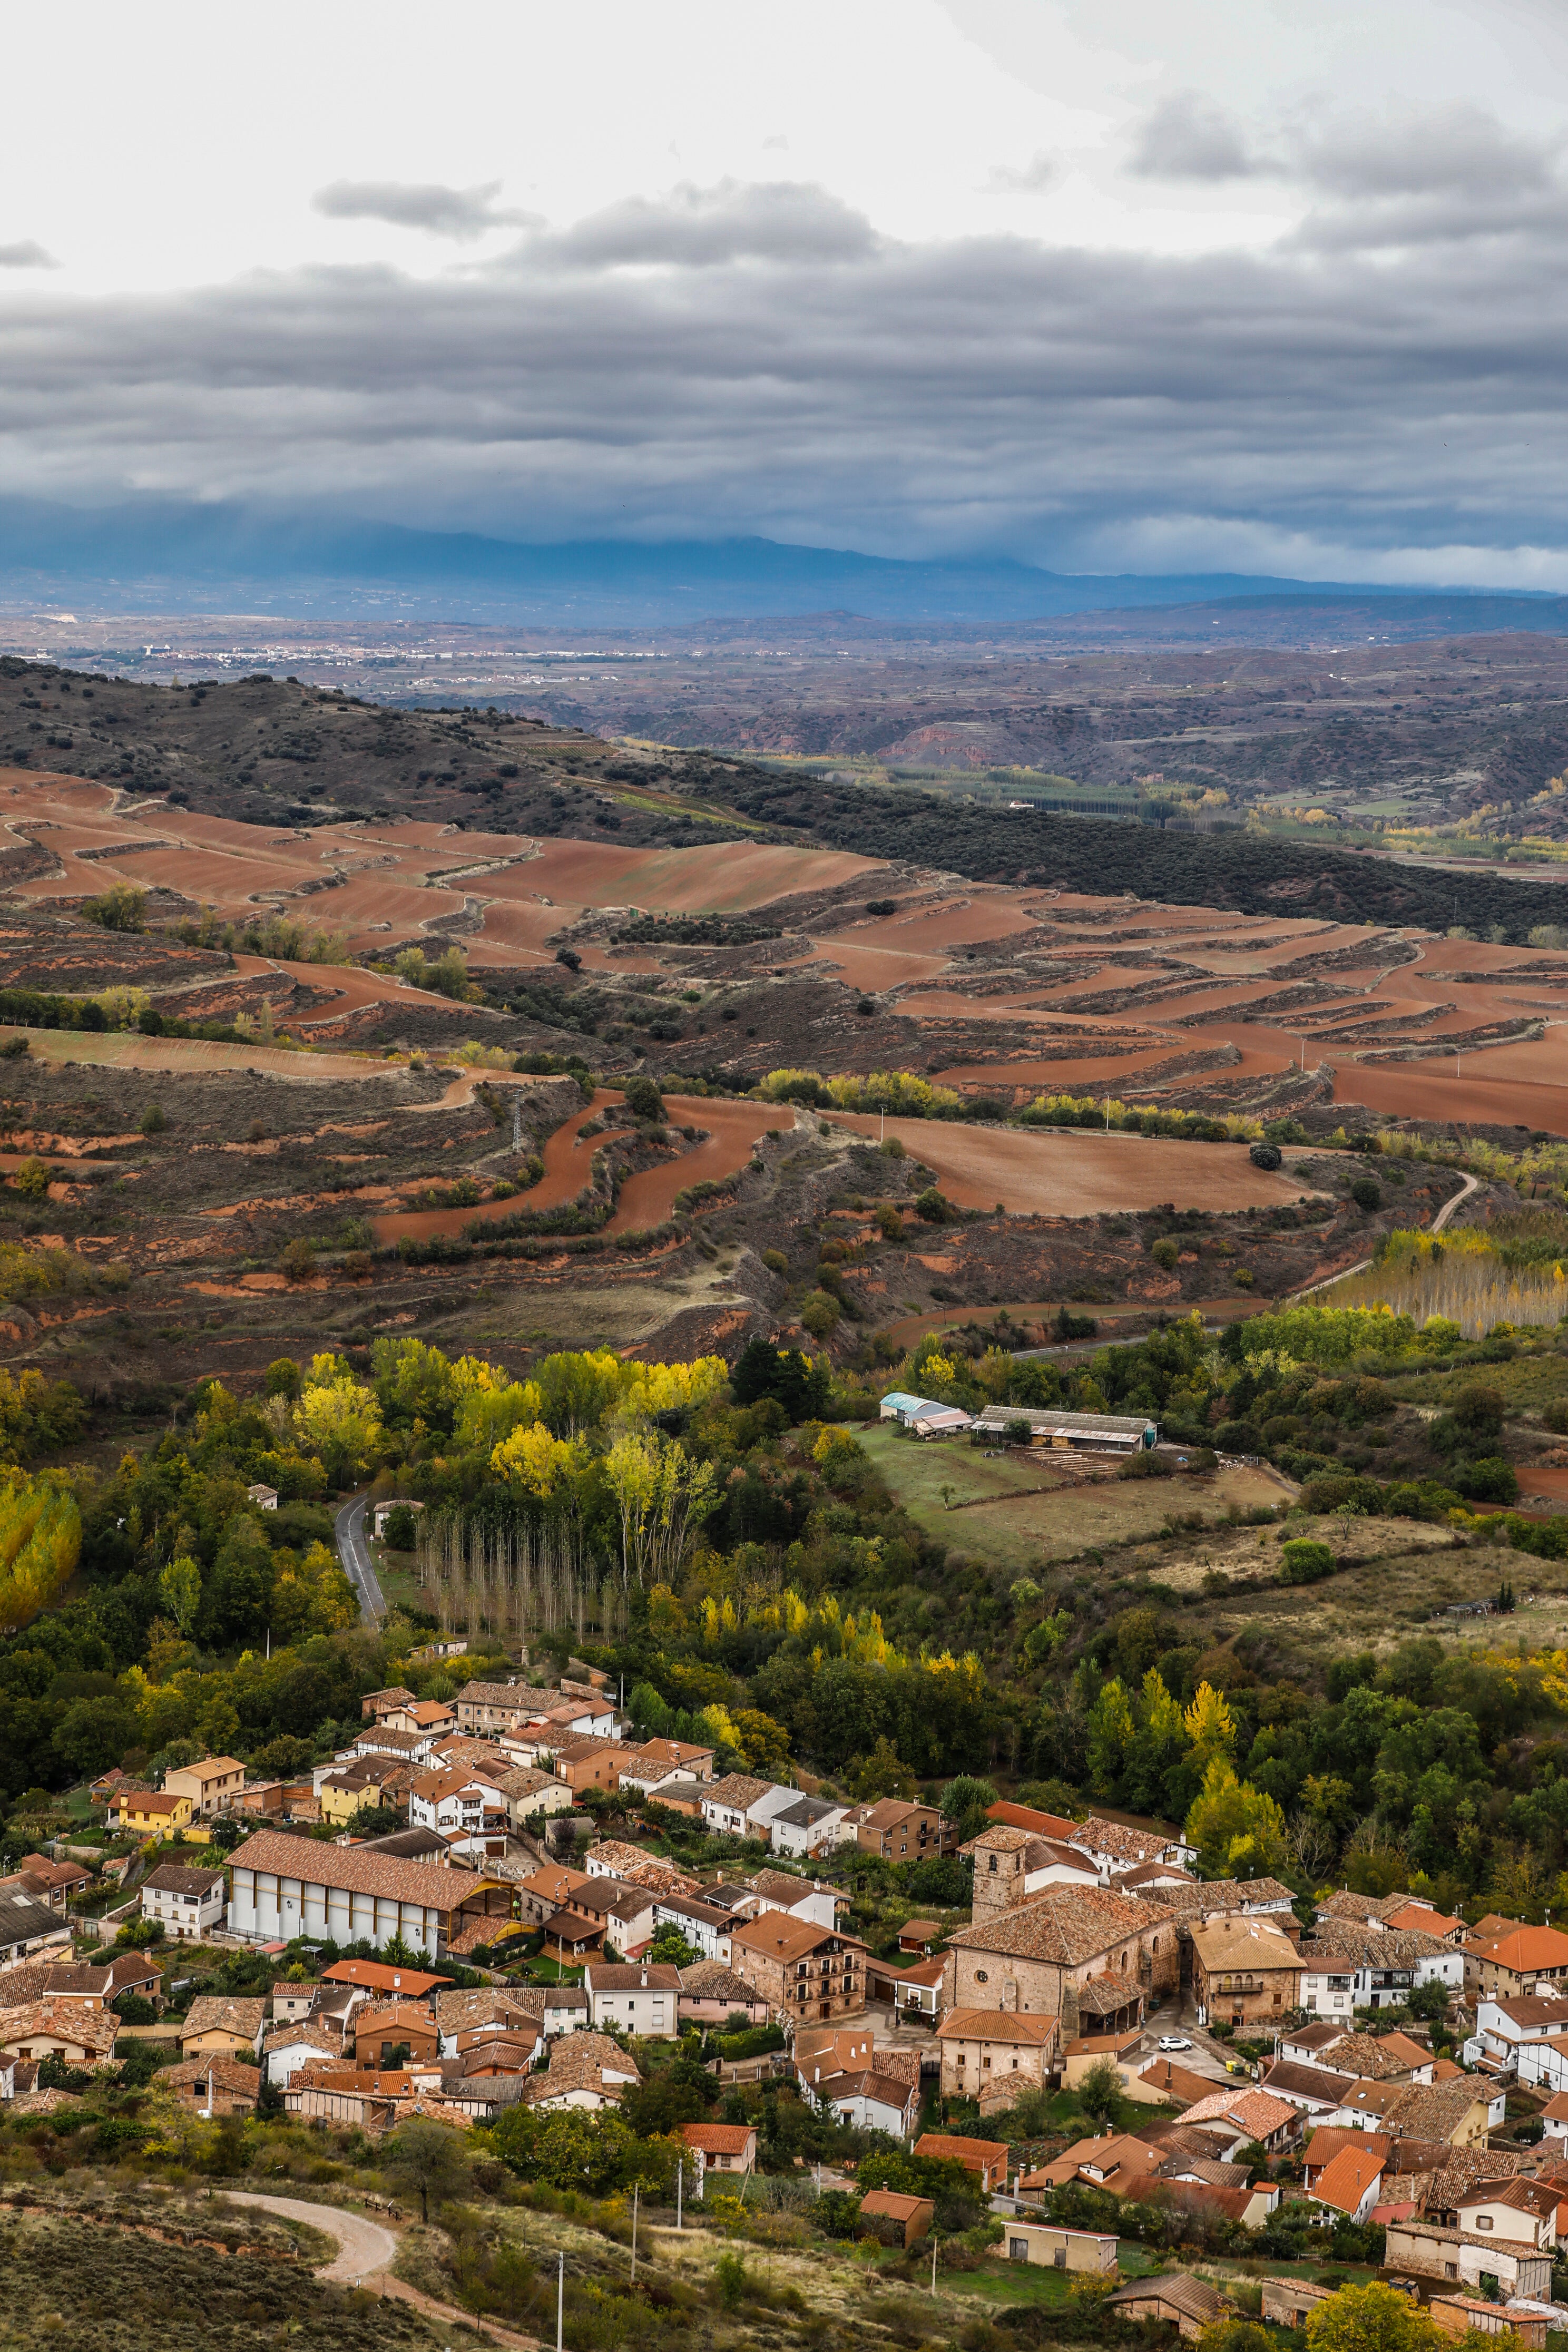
995,2221,1118,2275
878,1392,972,1435
973,1407,1158,1453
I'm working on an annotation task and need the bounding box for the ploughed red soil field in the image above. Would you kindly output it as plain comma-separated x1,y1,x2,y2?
821,1113,1311,1217
13,766,1568,1138
372,1092,783,1246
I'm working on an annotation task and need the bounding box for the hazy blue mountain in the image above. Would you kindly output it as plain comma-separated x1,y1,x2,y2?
0,496,1557,629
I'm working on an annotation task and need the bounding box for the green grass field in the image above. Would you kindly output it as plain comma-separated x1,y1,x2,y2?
858,1423,1284,1571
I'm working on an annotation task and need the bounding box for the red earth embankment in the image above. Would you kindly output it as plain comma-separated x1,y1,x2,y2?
371,1091,786,1246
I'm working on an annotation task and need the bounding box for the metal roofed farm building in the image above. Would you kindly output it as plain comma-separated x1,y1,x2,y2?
972,1406,1158,1453
878,1393,972,1435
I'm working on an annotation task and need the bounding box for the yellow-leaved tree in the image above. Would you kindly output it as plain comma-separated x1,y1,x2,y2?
0,1472,82,1635
1185,1755,1288,1879
489,1422,581,1500
604,1430,718,1585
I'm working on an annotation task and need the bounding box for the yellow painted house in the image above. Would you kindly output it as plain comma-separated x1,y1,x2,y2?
117,1789,193,1837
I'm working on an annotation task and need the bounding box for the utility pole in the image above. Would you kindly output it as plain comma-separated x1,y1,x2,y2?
556,2251,564,2352
930,2235,939,2297
677,2157,683,2231
631,2182,639,2286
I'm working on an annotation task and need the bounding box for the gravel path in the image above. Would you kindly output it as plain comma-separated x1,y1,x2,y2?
220,2192,396,2282
220,2192,540,2347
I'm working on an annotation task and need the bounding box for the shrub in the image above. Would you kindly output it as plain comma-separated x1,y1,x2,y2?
1233,1268,1255,1289
801,1290,841,1339
1004,1417,1033,1446
1350,1176,1383,1210
875,1204,905,1242
1452,1456,1519,1504
1150,1237,1180,1269
1118,1449,1173,1479
141,1104,167,1135
1280,1536,1337,1584
280,1238,317,1281
914,1187,950,1222
0,1035,27,1060
13,1156,51,1200
866,898,896,916
623,1073,664,1121
1249,1141,1283,1171
555,947,582,971
383,1504,419,1550
1543,1400,1568,1435
762,1248,788,1274
82,880,146,932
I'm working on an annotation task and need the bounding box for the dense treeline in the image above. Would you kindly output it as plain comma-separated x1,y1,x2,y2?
716,770,1568,936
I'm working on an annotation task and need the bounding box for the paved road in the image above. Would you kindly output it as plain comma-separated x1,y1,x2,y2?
334,1495,385,1624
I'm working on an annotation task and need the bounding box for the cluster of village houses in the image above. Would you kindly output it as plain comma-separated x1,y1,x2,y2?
6,1672,1568,2329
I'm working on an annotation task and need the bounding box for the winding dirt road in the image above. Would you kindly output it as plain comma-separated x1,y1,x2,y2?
220,2191,539,2348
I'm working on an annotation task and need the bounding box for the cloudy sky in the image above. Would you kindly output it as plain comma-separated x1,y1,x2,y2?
4,0,1568,582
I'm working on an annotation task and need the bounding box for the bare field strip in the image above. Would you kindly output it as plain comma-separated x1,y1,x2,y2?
822,1112,1310,1216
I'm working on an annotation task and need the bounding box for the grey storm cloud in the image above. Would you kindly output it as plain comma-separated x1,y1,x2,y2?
525,179,877,268
3,174,1568,565
313,179,537,239
1130,92,1262,182
0,241,56,269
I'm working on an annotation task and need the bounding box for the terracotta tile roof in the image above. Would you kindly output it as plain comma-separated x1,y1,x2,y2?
1300,2031,1415,2081
1262,2060,1357,2104
1155,1876,1298,1918
165,2055,261,2100
1312,2146,1384,2214
321,1959,449,1996
1074,1817,1173,1865
815,2066,918,2112
1305,2128,1390,2172
525,2032,642,2103
181,1996,265,2041
1469,1925,1568,1973
859,2190,931,2223
1179,2087,1298,2141
228,1827,491,1912
0,2000,120,2057
677,1961,758,2005
732,1914,864,1963
1385,1900,1463,1937
946,1884,1172,1964
914,2132,1009,2167
936,2008,1059,2045
262,2020,341,2056
986,1800,1080,1840
354,1999,437,2034
1303,1919,1457,1966
1109,2277,1224,2326
143,1864,224,1896
703,1774,778,1811
585,1963,681,1992
682,2122,756,2155
435,1988,539,2034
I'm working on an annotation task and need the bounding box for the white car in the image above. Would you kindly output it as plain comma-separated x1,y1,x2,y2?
1157,2034,1192,2052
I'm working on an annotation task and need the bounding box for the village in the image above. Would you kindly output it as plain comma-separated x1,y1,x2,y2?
8,1657,1568,2344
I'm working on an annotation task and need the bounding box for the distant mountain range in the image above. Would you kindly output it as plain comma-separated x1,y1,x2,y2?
0,495,1564,632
